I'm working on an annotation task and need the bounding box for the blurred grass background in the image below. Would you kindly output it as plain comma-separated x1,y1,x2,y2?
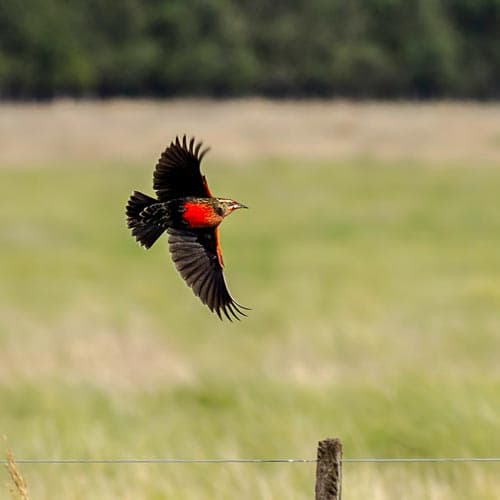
1,101,500,499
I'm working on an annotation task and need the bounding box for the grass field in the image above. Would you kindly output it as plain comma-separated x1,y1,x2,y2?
1,101,500,499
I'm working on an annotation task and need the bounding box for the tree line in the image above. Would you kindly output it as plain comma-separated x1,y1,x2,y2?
1,0,499,99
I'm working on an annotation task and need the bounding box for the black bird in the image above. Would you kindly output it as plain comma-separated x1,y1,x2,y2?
126,135,249,320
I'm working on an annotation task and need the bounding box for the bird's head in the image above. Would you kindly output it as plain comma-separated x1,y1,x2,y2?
216,198,248,218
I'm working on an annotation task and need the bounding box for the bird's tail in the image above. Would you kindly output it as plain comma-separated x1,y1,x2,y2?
126,191,167,249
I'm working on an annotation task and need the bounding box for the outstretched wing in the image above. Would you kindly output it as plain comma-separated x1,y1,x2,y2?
153,135,212,202
167,227,248,321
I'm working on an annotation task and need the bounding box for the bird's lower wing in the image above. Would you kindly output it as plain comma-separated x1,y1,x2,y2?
167,228,248,321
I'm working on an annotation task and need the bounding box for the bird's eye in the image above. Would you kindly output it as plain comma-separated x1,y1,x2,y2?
216,206,225,216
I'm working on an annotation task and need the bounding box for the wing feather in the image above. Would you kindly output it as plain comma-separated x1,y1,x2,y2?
167,228,247,321
153,135,212,201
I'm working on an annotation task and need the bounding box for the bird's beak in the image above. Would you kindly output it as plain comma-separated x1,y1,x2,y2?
231,201,248,210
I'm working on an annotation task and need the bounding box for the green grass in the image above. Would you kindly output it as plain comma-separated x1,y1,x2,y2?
1,159,500,499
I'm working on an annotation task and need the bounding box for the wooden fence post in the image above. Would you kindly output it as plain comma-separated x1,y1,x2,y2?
315,438,343,500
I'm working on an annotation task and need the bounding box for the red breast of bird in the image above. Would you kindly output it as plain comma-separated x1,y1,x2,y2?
181,198,246,229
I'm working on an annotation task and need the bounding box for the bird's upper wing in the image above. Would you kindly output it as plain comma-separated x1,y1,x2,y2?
167,227,248,321
153,135,212,202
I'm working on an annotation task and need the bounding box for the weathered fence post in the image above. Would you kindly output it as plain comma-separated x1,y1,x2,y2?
315,438,343,500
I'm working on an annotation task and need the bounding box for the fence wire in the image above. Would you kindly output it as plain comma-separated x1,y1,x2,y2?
2,457,500,465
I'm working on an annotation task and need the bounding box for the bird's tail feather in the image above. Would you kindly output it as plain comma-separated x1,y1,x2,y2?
126,191,166,249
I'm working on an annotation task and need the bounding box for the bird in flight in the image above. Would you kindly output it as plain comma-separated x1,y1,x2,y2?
126,135,249,321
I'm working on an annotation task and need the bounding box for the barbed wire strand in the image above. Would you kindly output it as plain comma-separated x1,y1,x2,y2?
1,457,500,465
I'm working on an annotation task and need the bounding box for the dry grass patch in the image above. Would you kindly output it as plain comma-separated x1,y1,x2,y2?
4,439,29,500
1,100,500,167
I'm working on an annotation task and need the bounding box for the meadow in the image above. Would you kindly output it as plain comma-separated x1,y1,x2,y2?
1,100,500,499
